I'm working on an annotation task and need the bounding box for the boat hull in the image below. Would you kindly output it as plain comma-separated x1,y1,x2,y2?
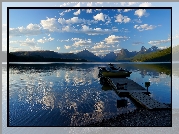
102,71,132,78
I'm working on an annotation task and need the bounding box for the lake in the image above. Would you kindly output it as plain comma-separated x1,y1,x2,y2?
8,62,171,126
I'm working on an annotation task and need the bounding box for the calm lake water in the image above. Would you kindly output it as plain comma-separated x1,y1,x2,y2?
8,62,171,126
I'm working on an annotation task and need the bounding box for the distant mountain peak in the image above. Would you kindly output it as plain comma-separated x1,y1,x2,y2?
141,46,147,52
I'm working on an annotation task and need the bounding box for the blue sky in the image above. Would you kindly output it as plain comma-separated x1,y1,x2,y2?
8,8,171,56
2,2,179,55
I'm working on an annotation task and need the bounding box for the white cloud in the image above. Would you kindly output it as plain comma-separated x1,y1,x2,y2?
134,24,157,31
9,23,42,37
92,42,106,49
117,9,122,12
120,2,126,6
59,39,70,42
172,34,179,40
93,13,105,22
74,9,80,15
40,17,60,32
73,38,92,47
96,9,102,11
95,2,103,5
10,38,36,46
74,2,80,7
71,38,81,41
59,9,72,16
133,19,142,23
57,47,61,50
80,25,118,35
120,2,137,6
139,2,152,7
91,49,111,56
127,2,138,6
64,45,71,49
30,46,42,51
115,14,131,23
123,9,133,12
134,9,149,18
9,47,24,52
104,35,128,45
58,17,97,25
148,38,171,46
86,9,92,13
158,46,168,50
87,2,92,7
37,37,54,43
62,26,74,32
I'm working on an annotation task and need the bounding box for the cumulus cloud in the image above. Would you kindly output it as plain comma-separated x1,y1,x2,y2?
92,42,106,49
62,25,76,32
86,9,92,13
58,39,70,42
72,38,92,47
59,9,72,16
133,19,142,23
117,9,122,12
104,35,128,45
74,9,80,15
139,2,152,7
172,34,179,40
93,13,105,22
148,38,171,46
123,9,133,12
40,17,61,32
58,17,97,25
95,2,103,5
115,14,131,23
30,46,42,51
87,2,92,7
37,37,54,43
74,2,80,7
57,47,61,50
134,24,157,31
127,2,138,6
9,47,24,52
10,38,36,46
91,49,111,56
158,46,168,50
9,23,42,37
80,25,118,35
64,45,71,49
134,9,149,18
120,2,138,6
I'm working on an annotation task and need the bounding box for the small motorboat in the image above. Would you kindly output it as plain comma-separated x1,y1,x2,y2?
98,63,132,78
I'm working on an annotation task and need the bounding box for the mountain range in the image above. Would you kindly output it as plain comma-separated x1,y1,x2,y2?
9,46,171,62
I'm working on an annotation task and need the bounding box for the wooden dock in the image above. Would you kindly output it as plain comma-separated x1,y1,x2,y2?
105,77,171,110
129,92,170,110
106,77,147,93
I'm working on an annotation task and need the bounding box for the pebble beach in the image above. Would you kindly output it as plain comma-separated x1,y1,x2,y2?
87,108,172,127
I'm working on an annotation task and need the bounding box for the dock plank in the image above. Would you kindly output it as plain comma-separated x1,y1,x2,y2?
108,77,146,92
105,77,171,110
129,92,170,110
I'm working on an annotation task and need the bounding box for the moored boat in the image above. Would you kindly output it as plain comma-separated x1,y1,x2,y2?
102,70,132,78
98,63,132,78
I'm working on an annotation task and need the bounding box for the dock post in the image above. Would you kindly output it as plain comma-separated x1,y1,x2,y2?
145,82,150,95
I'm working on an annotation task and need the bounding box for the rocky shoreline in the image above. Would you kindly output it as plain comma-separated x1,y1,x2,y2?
86,108,172,127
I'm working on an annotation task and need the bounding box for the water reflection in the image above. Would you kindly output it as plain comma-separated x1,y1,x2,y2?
9,63,171,126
